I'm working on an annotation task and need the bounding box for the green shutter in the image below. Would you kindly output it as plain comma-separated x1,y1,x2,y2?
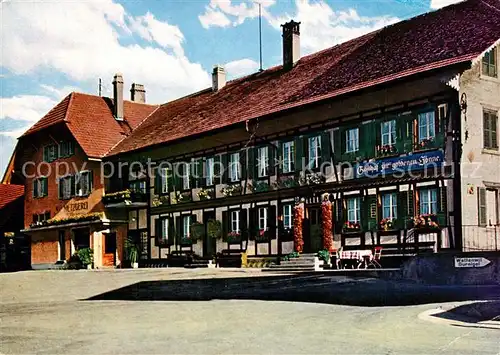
249,208,257,238
375,120,382,154
268,205,277,239
365,195,378,231
277,142,283,174
155,218,162,243
248,148,255,180
198,159,205,188
437,186,448,226
333,129,341,163
398,191,408,230
213,155,221,184
478,187,487,227
221,154,228,184
173,163,181,191
42,177,48,197
268,145,276,176
361,121,375,159
239,150,247,180
154,168,161,195
492,114,498,149
175,216,182,245
222,210,229,240
294,136,304,176
334,200,343,234
70,175,76,197
240,208,248,240
321,131,331,164
168,218,175,245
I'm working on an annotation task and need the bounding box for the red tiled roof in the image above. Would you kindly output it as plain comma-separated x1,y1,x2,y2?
0,184,24,210
108,0,500,156
22,93,158,158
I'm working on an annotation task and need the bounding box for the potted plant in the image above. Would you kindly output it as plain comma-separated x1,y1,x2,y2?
207,219,222,239
76,248,94,269
379,218,395,231
189,221,205,241
125,237,139,268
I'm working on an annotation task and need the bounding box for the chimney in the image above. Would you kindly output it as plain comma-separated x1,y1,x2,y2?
282,20,301,70
130,83,146,103
212,65,226,92
112,73,124,120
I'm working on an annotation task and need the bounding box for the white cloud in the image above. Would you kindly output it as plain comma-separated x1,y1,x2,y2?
0,95,58,123
1,0,211,104
199,7,232,29
199,0,275,28
267,0,399,54
430,0,463,9
225,58,259,78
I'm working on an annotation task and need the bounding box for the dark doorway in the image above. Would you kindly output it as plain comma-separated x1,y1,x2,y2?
73,228,90,250
203,211,217,259
58,230,66,260
304,207,322,253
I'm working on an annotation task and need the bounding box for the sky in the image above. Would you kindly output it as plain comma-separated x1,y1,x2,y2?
0,0,463,176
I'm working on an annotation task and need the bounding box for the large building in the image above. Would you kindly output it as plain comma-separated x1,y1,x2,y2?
3,0,499,268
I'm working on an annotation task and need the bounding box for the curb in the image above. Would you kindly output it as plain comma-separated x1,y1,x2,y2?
418,304,500,330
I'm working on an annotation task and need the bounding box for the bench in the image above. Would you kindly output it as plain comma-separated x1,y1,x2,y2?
215,249,247,268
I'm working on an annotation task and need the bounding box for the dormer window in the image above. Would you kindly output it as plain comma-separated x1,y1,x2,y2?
482,48,497,78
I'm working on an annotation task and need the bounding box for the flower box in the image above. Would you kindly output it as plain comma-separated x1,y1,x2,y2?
299,173,325,186
221,184,242,197
249,180,270,193
103,190,147,204
342,221,361,233
413,214,439,229
376,144,397,157
152,195,169,207
273,176,299,190
30,212,103,229
414,138,435,151
379,218,396,231
197,188,214,200
224,231,241,243
173,191,192,204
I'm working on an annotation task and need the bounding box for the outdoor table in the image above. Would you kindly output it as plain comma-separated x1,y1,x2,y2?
340,250,373,269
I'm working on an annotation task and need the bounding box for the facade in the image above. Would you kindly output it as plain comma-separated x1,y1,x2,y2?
4,79,157,268
101,0,500,264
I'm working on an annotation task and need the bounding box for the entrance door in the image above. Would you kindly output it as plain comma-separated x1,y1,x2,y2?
304,207,322,253
58,230,66,261
203,211,217,258
104,232,117,266
73,228,90,250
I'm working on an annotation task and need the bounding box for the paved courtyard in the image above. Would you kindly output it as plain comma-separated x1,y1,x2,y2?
1,268,499,354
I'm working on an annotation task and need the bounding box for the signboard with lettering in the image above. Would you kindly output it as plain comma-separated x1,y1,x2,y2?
355,150,444,179
65,201,89,213
454,257,491,268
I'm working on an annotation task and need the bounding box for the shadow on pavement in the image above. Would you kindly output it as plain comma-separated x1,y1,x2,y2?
432,301,500,323
85,274,500,307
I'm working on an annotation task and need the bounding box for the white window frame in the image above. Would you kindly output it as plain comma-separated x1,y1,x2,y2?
346,128,359,153
183,215,191,238
161,218,169,241
282,141,295,173
59,175,73,200
347,197,360,223
75,171,91,197
205,157,215,186
482,48,497,78
231,210,240,233
182,162,190,190
160,167,169,194
283,204,292,229
258,207,268,231
257,147,269,178
382,193,398,220
229,153,240,182
418,111,436,142
381,120,396,146
308,135,321,169
419,188,438,215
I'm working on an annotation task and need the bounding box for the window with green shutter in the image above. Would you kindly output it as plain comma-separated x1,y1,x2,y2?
482,48,497,78
478,187,487,227
280,140,295,174
483,110,498,150
365,195,378,231
294,136,305,176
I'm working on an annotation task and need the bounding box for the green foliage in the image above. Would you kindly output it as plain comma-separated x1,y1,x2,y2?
76,248,94,266
125,237,139,263
189,222,205,240
207,219,222,239
281,251,300,261
317,249,330,263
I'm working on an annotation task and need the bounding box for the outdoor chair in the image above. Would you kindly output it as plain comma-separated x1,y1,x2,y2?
368,246,383,268
335,246,343,269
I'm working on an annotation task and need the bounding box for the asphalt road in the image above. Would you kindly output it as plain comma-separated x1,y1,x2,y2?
1,269,499,354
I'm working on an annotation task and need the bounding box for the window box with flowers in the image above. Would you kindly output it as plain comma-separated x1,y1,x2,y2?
299,172,325,186
30,212,103,228
152,195,169,207
376,144,397,157
249,180,270,193
273,175,299,190
379,218,397,231
172,191,192,204
221,184,242,197
413,214,440,230
343,221,361,233
253,229,271,242
197,188,214,201
414,138,435,151
223,231,241,243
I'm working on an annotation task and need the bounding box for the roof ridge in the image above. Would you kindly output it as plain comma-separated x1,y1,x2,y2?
63,92,74,123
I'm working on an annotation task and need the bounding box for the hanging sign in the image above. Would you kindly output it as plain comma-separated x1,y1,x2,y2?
454,257,491,268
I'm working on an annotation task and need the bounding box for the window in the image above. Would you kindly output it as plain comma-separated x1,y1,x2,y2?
345,128,359,153
282,141,295,173
419,188,438,215
58,141,75,158
161,218,169,242
308,135,321,169
229,153,240,182
418,111,436,142
258,207,268,231
257,147,269,178
190,159,199,188
382,193,398,220
483,110,498,150
43,144,58,162
59,176,73,200
482,48,497,78
32,177,48,198
182,163,190,190
347,197,360,223
32,212,51,225
205,157,215,186
283,204,293,229
160,167,170,194
231,210,240,232
182,215,191,238
129,180,146,194
381,120,396,146
75,171,92,197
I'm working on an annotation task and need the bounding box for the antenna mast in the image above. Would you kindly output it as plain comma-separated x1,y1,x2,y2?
98,78,102,96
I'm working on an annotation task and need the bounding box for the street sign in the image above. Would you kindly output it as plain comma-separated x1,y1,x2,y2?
454,257,491,268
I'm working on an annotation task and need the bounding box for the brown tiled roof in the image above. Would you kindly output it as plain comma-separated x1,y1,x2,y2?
22,93,158,158
108,0,500,156
0,184,24,210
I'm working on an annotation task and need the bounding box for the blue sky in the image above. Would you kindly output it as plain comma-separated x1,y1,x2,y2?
0,0,461,176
